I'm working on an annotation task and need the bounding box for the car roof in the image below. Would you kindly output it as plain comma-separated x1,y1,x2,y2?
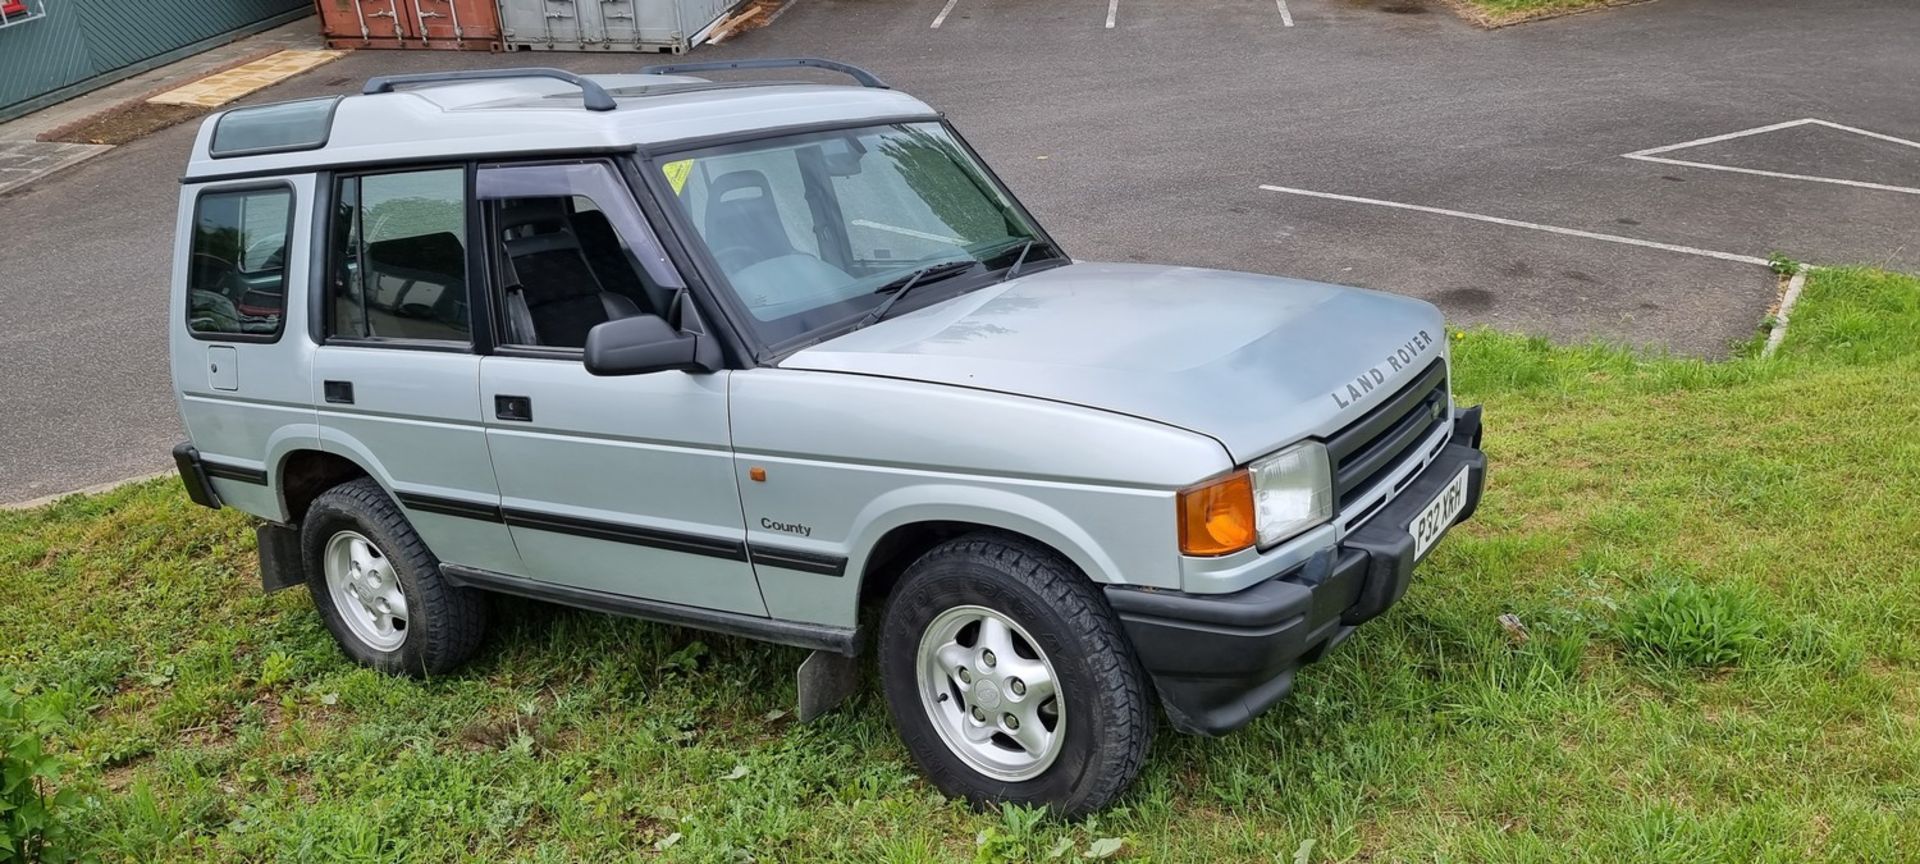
182,72,940,182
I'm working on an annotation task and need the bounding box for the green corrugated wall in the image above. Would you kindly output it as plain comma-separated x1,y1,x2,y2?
0,0,311,121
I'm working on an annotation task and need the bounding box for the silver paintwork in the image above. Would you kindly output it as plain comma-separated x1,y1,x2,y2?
324,530,409,651
917,605,1064,781
171,71,1462,662
783,262,1447,463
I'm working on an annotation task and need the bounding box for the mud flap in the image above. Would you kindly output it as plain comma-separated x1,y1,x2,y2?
796,650,860,723
257,522,306,593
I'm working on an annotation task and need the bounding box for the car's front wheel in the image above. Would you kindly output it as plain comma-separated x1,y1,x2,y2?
878,533,1153,817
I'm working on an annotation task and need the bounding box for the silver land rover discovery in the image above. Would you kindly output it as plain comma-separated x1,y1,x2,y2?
168,59,1486,816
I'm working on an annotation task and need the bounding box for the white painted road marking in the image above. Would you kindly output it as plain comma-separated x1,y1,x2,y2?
1624,118,1920,197
1107,0,1119,28
1763,265,1810,357
1257,184,1773,267
764,0,802,25
931,0,958,28
1278,0,1294,26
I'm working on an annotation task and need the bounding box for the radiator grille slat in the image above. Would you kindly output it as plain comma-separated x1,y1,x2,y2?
1325,360,1448,511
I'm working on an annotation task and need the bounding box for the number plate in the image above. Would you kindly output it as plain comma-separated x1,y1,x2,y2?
1410,466,1472,561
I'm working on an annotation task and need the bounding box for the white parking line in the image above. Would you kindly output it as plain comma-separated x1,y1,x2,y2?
1257,184,1773,267
1624,118,1920,197
1277,0,1294,26
1106,0,1119,28
764,0,803,25
931,0,958,28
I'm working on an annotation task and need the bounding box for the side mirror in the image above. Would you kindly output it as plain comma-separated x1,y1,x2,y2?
583,314,704,376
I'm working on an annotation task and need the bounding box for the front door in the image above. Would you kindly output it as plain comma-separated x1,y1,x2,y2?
310,165,524,577
474,161,764,615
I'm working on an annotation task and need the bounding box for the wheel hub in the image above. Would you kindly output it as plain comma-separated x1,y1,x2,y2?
915,605,1064,782
323,530,409,652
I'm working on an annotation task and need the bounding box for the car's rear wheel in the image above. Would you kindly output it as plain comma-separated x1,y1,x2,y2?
878,532,1152,818
301,477,486,676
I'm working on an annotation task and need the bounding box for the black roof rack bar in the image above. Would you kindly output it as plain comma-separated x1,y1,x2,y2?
640,58,890,90
362,67,618,112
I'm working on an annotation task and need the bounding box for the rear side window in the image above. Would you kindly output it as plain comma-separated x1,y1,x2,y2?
187,185,293,340
329,168,472,344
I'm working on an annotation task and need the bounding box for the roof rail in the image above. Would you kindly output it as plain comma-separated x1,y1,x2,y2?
640,58,890,90
362,67,618,112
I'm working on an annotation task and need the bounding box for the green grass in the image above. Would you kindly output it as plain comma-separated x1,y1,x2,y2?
6,267,1920,862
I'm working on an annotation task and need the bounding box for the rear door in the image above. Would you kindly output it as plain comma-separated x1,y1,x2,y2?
474,160,764,614
310,164,525,576
172,178,315,516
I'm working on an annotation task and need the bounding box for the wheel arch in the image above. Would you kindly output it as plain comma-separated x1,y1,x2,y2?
275,448,375,525
846,487,1133,613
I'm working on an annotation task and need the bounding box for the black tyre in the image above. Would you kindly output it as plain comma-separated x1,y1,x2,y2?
878,532,1153,818
300,477,486,676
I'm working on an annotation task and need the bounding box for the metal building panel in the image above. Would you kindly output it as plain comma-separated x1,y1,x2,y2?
0,3,101,111
498,0,741,53
1,0,309,119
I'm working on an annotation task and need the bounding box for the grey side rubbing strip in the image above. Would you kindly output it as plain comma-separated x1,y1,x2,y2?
502,508,748,561
201,460,269,485
395,492,504,522
747,545,849,577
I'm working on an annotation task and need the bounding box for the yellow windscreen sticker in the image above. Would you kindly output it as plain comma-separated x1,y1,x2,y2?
662,159,694,195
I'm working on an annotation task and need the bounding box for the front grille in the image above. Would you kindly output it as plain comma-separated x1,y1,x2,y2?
1324,359,1449,511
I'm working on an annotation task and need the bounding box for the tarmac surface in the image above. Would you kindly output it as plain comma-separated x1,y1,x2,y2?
2,0,1916,503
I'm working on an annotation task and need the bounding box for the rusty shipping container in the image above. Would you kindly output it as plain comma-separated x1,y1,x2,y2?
316,0,500,50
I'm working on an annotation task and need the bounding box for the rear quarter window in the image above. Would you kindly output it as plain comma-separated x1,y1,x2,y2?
187,185,294,341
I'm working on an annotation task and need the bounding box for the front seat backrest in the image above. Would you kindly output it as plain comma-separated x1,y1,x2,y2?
703,170,795,269
497,199,639,348
571,208,670,316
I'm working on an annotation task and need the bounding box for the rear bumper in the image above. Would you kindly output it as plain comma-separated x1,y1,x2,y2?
1105,407,1487,736
172,442,222,510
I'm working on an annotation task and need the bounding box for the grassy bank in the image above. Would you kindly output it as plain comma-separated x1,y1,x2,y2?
5,268,1919,862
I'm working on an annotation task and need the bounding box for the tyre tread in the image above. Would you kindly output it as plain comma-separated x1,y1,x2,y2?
303,477,485,676
883,531,1152,816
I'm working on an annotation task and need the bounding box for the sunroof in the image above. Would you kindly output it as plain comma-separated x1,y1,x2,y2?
210,96,342,159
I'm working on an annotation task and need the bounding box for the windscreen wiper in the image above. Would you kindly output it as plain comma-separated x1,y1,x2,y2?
1004,238,1040,280
856,259,979,327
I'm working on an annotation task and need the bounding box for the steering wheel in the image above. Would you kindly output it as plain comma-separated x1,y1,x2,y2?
710,245,766,273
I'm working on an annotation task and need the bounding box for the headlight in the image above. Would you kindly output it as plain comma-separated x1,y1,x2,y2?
1249,441,1333,547
1177,441,1333,557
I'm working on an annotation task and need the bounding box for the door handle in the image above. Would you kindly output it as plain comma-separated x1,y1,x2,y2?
495,394,533,422
323,380,355,404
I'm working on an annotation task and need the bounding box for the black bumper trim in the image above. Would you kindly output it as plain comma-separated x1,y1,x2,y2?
172,443,223,510
1107,408,1487,737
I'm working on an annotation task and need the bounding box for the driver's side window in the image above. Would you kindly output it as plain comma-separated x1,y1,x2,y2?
478,161,683,350
186,185,292,339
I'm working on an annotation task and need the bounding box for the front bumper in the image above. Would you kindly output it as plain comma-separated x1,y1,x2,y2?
1105,407,1487,736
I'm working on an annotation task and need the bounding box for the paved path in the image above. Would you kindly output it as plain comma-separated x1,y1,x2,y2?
1,0,1916,504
